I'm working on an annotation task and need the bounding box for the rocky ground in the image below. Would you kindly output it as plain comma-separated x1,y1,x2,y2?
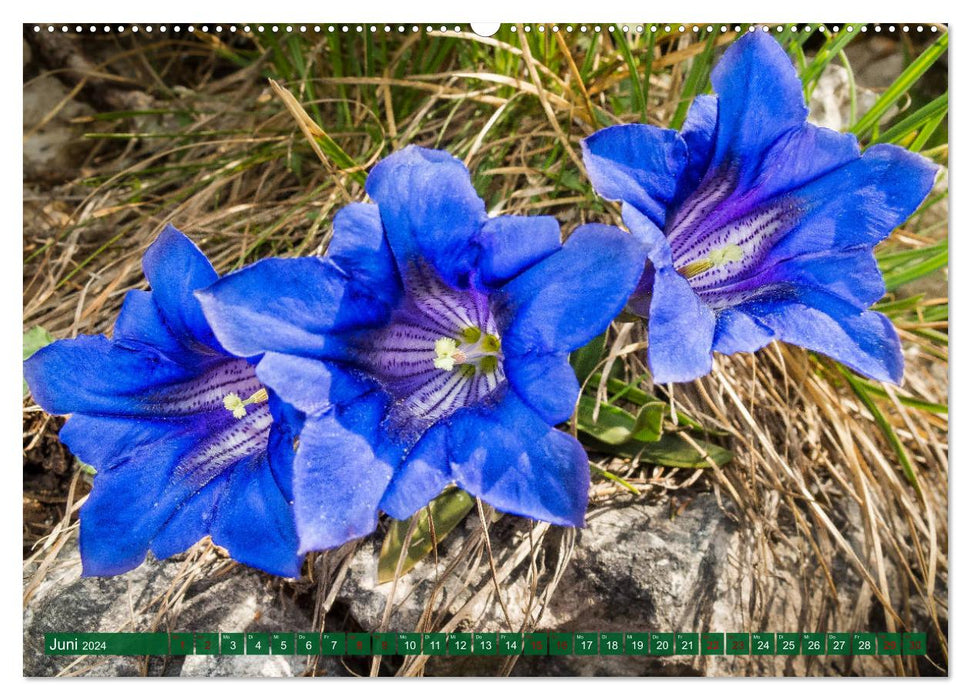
26,492,936,676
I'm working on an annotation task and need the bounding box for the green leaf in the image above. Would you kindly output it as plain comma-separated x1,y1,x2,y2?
576,394,643,445
23,326,54,396
631,401,665,442
586,433,733,468
570,332,606,384
377,488,474,584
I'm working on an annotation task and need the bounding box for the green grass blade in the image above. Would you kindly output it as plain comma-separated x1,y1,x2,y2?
875,92,948,146
851,31,948,137
839,366,921,493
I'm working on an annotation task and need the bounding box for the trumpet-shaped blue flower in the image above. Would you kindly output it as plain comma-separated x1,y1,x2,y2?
582,32,938,384
23,226,303,577
198,146,647,552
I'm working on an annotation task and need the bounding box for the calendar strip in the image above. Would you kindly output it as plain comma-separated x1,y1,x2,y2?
43,631,926,657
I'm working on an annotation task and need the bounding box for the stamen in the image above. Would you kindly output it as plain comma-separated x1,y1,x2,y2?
677,243,744,279
223,387,269,419
433,329,502,375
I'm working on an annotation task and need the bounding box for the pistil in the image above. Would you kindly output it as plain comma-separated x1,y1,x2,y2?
677,243,744,279
434,327,502,374
223,387,269,419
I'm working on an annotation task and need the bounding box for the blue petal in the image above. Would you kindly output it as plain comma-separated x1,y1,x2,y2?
505,352,579,425
266,394,302,502
327,202,402,309
740,287,904,383
581,124,687,227
113,289,186,359
750,122,860,201
142,224,222,353
197,257,382,360
209,448,303,577
708,33,808,178
766,249,885,308
58,412,186,473
292,392,401,552
79,468,170,576
365,146,486,288
150,473,224,561
501,223,648,355
478,215,562,287
256,353,375,416
24,336,191,416
379,423,451,520
647,267,716,383
448,393,589,527
70,409,301,577
675,94,718,204
69,414,200,576
769,144,939,262
621,202,673,267
712,308,775,355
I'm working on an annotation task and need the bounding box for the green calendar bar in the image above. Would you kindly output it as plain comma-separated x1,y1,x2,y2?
397,633,422,656
853,632,877,655
347,633,371,655
195,633,218,655
498,632,523,656
44,633,168,656
600,633,624,656
650,632,674,656
625,633,650,656
827,633,851,656
550,633,573,656
802,633,825,656
271,633,295,655
449,633,473,656
42,631,931,657
903,632,927,656
170,633,193,655
473,632,497,656
320,632,345,655
296,632,320,655
372,633,396,655
751,632,774,655
220,633,244,655
726,633,749,655
245,633,269,655
524,633,548,656
777,632,800,656
701,632,724,655
676,632,699,655
423,633,447,656
878,633,902,656
574,632,598,655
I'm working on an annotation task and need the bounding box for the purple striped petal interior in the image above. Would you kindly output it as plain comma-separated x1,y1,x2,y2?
354,264,506,434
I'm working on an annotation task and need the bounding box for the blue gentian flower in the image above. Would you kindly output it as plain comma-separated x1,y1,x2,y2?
581,32,938,384
197,146,647,552
23,226,303,577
